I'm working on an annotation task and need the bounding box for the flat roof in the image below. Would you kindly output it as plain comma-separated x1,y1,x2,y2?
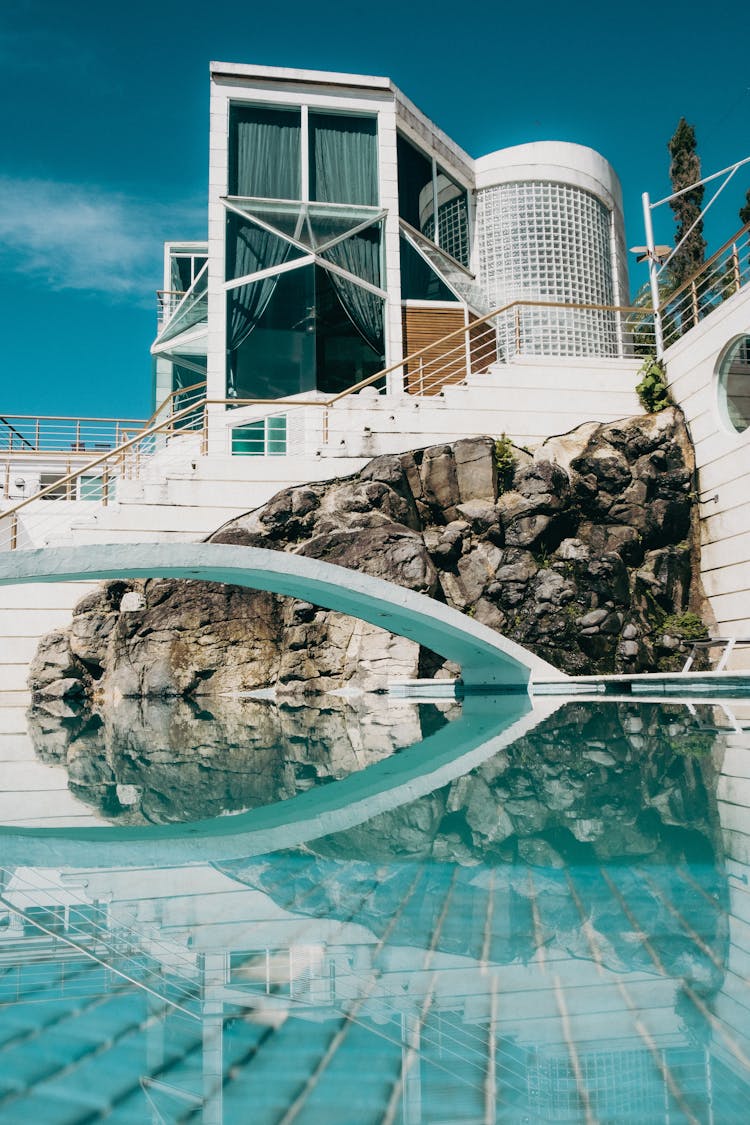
210,61,394,93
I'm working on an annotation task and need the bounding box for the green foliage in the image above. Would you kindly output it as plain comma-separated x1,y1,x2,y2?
669,731,714,758
668,118,706,287
494,433,516,493
635,357,672,413
740,188,750,228
661,612,708,640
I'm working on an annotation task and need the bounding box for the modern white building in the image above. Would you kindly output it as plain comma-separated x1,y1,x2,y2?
151,63,629,429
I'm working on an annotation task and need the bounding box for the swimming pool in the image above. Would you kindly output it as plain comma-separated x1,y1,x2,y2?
0,696,748,1122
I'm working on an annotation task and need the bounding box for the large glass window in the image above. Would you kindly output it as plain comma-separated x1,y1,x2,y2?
718,335,750,433
314,266,384,394
228,105,378,206
397,135,433,230
397,136,470,269
225,104,384,399
229,105,302,199
424,169,470,267
227,264,384,399
309,112,378,206
157,263,208,345
228,265,316,399
400,235,456,302
170,253,207,293
225,213,306,282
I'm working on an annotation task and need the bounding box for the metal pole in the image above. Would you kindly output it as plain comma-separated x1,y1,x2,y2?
642,192,665,358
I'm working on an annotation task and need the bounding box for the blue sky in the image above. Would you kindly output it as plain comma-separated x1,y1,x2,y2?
1,0,747,419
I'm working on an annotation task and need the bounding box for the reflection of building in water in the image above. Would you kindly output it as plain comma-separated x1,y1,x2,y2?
1,836,748,1123
1,702,749,1120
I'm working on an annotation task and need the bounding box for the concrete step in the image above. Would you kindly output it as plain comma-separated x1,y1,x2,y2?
0,664,30,691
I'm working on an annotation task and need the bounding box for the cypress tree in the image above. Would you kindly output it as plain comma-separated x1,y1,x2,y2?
667,118,706,288
740,189,750,227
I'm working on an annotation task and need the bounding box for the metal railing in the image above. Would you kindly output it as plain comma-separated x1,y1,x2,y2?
0,396,208,551
156,289,188,328
0,414,147,456
0,865,200,1016
657,223,750,351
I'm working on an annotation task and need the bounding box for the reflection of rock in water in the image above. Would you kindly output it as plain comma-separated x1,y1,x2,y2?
27,695,444,825
222,702,728,991
306,702,721,865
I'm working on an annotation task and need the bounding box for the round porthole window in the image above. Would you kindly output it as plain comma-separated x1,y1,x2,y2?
718,335,750,433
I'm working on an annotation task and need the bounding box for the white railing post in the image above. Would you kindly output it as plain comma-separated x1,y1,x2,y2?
642,192,665,358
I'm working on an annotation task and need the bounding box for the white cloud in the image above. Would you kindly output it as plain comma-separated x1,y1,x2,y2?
0,177,204,300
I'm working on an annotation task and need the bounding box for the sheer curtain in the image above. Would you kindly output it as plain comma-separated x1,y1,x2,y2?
310,113,381,351
226,219,291,394
231,106,301,199
323,229,383,353
309,112,377,206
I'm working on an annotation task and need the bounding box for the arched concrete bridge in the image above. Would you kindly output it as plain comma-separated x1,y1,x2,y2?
0,543,564,861
0,542,561,690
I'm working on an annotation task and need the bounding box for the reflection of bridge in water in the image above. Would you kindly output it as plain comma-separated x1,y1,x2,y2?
0,692,557,865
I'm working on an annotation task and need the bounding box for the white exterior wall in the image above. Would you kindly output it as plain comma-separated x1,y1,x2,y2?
326,356,642,453
664,287,750,668
714,718,750,1077
0,581,97,694
376,100,402,391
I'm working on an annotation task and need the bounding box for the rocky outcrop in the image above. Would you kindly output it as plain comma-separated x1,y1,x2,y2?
29,408,707,699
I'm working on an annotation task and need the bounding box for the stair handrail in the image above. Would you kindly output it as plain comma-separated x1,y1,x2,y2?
0,396,210,542
0,391,352,547
657,220,750,311
141,379,207,432
4,229,747,546
325,297,650,407
323,221,750,408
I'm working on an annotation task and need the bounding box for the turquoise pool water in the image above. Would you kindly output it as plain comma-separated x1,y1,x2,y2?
0,697,748,1122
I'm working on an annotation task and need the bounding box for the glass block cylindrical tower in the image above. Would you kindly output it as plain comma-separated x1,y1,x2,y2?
474,142,629,358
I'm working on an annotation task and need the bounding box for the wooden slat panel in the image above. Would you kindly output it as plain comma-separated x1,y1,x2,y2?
470,314,498,374
402,307,466,395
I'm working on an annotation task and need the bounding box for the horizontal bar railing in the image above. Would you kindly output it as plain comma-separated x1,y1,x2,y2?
323,220,750,408
156,288,187,328
658,226,750,348
0,415,148,455
0,397,211,551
